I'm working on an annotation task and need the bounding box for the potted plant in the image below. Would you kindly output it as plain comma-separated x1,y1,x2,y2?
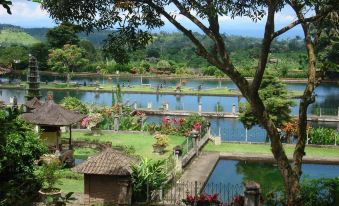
153,133,169,154
38,162,62,202
81,113,103,135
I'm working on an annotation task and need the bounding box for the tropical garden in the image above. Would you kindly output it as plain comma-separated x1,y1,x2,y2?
0,0,338,206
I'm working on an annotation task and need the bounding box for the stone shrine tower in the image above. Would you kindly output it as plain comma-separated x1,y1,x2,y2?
26,55,41,100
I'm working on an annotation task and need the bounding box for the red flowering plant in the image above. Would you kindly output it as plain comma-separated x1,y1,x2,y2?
193,122,202,131
162,116,171,126
230,195,244,206
281,119,311,142
182,193,221,206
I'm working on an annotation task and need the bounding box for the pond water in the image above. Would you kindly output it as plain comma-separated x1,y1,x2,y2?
0,88,338,142
0,88,338,116
204,160,339,195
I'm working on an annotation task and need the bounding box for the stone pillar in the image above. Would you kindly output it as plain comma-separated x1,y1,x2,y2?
134,102,137,110
114,116,120,131
244,181,261,206
147,102,152,109
198,103,202,115
214,136,221,145
163,102,169,111
337,107,339,119
175,153,182,173
232,104,236,115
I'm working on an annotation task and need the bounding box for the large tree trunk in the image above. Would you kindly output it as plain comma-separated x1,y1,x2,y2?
247,92,303,206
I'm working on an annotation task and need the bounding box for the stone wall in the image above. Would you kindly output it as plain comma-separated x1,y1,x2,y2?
84,174,132,205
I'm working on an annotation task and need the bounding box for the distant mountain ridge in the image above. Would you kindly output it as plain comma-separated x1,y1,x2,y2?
0,23,110,46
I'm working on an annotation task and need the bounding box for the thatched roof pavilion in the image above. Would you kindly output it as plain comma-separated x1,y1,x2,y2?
22,99,85,126
73,148,136,175
22,93,86,153
73,148,137,205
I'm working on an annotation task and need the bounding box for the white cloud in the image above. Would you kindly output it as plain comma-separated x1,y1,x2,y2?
0,0,55,27
0,1,48,19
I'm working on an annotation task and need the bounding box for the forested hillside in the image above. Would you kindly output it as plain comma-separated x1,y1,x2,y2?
0,23,320,78
0,29,40,47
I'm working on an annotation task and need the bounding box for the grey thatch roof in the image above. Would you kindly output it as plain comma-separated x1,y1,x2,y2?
73,148,137,176
25,97,42,109
21,100,86,126
0,67,11,75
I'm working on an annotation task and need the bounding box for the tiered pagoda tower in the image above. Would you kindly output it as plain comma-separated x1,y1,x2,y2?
26,55,41,100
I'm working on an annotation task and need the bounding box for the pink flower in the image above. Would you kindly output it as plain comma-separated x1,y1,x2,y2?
193,122,202,130
81,117,90,127
162,116,171,125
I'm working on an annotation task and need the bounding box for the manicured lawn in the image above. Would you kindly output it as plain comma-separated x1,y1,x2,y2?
203,142,339,157
0,83,301,97
65,131,186,160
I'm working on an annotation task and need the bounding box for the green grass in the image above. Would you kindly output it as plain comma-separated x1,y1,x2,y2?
58,177,84,193
65,131,186,160
203,142,339,157
0,82,302,98
74,147,98,160
0,29,40,46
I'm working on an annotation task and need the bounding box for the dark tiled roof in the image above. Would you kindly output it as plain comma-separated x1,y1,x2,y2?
25,97,42,109
21,100,86,126
73,148,137,176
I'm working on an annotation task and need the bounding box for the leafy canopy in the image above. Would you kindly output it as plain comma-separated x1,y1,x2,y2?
48,44,89,74
239,74,296,129
46,22,80,48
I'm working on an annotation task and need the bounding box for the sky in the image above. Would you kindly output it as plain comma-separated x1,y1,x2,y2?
0,0,303,38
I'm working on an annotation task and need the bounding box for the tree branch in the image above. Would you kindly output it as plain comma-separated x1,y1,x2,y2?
143,0,223,69
272,10,331,39
251,1,276,92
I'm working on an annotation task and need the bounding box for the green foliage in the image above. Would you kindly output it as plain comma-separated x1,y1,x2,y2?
140,60,150,72
119,116,142,131
203,66,218,76
48,44,89,82
38,162,61,191
30,42,49,70
239,75,296,129
175,67,188,75
156,60,174,72
264,177,339,206
0,45,29,69
0,29,40,47
113,64,132,73
79,40,97,61
46,22,80,48
309,128,338,145
214,69,225,78
153,133,169,147
60,96,89,114
0,107,47,205
131,158,167,202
